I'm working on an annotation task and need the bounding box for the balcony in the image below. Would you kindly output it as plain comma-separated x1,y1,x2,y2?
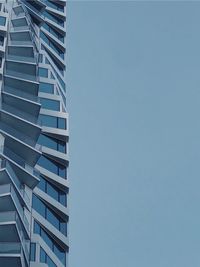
0,160,31,207
0,183,29,234
0,242,26,267
2,100,40,126
3,85,39,103
4,75,39,96
0,148,40,188
21,0,45,25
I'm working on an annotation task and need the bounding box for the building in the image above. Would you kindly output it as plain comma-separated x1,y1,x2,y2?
0,1,68,267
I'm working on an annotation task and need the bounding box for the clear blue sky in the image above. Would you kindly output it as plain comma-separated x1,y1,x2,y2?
68,2,200,267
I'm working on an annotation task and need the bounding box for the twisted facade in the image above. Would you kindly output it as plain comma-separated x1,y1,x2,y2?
0,1,68,267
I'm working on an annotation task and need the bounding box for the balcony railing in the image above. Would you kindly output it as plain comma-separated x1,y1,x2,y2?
3,86,39,103
0,242,21,254
2,146,40,180
2,102,41,126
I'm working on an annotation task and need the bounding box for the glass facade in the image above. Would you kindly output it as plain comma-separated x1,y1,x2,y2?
39,82,54,94
38,175,67,205
39,114,66,129
38,134,66,153
0,1,68,267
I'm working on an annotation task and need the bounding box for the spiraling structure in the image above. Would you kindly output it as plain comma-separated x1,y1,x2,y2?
0,1,68,267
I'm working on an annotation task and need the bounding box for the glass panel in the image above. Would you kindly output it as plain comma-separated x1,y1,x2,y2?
54,245,66,265
30,243,36,261
58,140,66,153
32,195,46,217
58,117,66,129
46,209,59,230
39,114,66,129
40,247,46,263
39,114,57,128
43,23,64,43
47,255,57,267
40,32,64,59
34,221,40,234
44,10,64,26
0,16,6,26
47,182,59,201
59,192,66,206
40,97,60,111
59,165,66,179
39,54,43,63
37,174,67,205
38,134,66,152
38,176,46,191
39,67,48,78
39,82,54,94
60,222,67,235
45,0,64,12
41,228,53,250
37,155,58,174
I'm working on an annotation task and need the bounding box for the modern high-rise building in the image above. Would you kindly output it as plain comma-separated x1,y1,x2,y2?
0,1,68,267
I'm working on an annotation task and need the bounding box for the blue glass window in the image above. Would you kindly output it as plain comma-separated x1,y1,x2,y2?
43,23,64,43
58,118,66,129
44,11,64,26
37,155,57,174
39,82,54,94
39,114,66,129
0,36,4,46
37,155,67,179
47,256,57,267
40,97,60,111
38,175,67,206
30,243,36,261
39,54,43,63
45,0,64,12
40,32,64,59
40,248,46,263
39,67,48,78
33,195,67,236
0,16,6,26
34,221,66,265
41,228,53,249
32,194,46,217
38,134,66,153
34,220,40,234
47,181,59,200
47,209,59,229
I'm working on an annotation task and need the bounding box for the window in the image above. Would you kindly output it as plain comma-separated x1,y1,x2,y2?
58,118,65,129
39,82,54,94
51,72,55,79
38,134,66,153
40,247,57,267
40,32,64,59
40,247,46,263
39,67,48,78
39,54,43,63
32,194,46,217
45,58,50,64
0,36,4,46
37,155,67,179
39,114,66,129
33,196,67,236
43,23,64,43
45,0,64,12
44,11,64,27
38,175,67,206
0,16,6,26
40,98,60,111
36,221,66,265
30,243,36,261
